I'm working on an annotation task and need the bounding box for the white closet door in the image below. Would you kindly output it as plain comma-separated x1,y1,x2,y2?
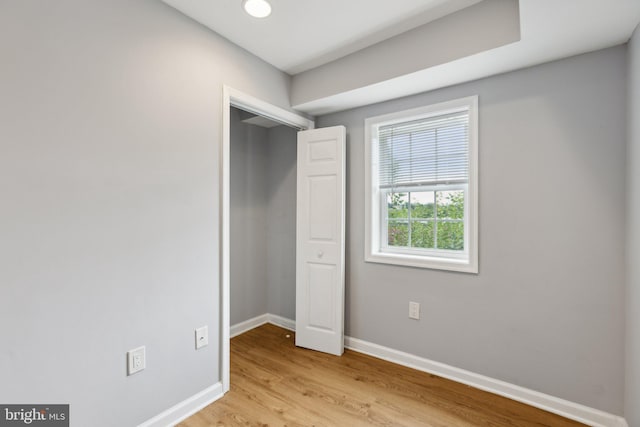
295,126,346,356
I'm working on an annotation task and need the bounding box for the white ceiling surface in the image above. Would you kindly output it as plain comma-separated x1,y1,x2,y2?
164,0,640,115
162,0,482,74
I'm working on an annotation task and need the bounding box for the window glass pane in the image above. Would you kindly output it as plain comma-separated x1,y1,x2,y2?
387,192,408,218
436,221,464,250
436,191,464,220
410,191,435,219
436,190,465,250
411,220,435,248
388,221,409,247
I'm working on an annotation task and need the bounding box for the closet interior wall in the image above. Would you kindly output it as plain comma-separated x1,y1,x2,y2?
230,107,297,325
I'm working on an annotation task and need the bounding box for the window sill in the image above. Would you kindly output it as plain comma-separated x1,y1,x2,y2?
365,251,478,274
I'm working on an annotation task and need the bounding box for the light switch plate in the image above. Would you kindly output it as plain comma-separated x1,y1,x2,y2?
195,326,208,349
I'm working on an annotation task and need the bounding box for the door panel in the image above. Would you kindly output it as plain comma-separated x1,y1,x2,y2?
296,126,346,356
308,176,337,241
307,263,336,331
308,139,338,162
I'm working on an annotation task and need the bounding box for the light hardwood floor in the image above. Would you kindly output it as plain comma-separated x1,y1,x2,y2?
180,324,586,427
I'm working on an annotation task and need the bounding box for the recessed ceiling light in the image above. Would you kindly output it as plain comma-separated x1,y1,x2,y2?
242,0,272,18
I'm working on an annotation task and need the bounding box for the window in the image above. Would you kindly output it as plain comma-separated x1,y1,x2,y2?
364,96,478,273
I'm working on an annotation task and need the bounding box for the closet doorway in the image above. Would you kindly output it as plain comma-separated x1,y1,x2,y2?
220,87,313,392
229,105,298,333
221,87,345,393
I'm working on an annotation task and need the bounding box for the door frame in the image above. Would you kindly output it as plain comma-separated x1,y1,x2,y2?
220,85,314,392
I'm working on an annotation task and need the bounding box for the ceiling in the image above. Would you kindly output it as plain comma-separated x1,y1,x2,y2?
163,0,640,115
162,0,482,74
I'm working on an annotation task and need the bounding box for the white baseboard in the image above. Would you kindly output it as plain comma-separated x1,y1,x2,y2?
230,313,270,338
232,314,627,427
267,313,295,331
230,313,295,338
344,336,626,427
138,382,223,427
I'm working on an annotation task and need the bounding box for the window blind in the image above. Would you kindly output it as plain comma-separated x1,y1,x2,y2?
378,110,469,189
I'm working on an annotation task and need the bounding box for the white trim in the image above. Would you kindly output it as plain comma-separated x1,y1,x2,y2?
344,337,626,427
137,382,223,427
364,95,479,273
267,313,296,331
230,313,295,338
230,314,270,338
221,85,314,393
229,315,627,427
365,251,478,273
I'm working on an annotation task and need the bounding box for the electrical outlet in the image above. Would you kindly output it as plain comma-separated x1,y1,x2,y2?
195,326,208,349
409,301,420,320
127,346,146,376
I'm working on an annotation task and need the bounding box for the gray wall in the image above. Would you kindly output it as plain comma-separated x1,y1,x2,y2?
230,108,269,325
230,111,297,325
266,126,298,320
318,46,627,414
626,24,640,427
0,2,292,426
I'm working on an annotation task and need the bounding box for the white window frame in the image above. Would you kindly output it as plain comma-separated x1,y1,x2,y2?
364,96,478,273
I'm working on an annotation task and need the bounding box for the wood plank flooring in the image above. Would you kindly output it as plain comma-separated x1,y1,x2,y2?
180,324,586,427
